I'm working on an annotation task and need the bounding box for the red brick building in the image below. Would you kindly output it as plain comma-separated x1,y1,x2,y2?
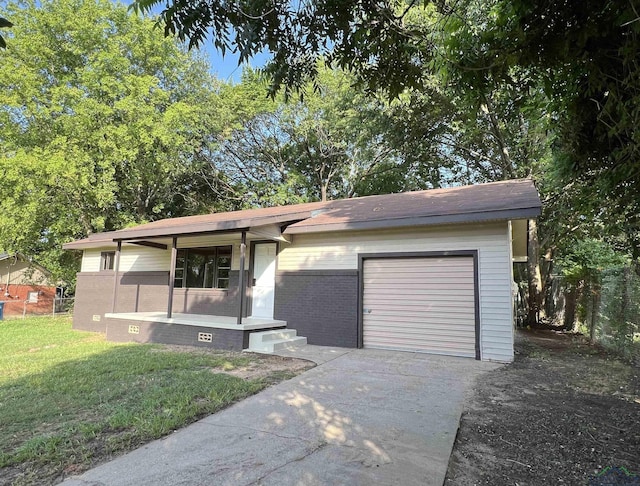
0,253,57,318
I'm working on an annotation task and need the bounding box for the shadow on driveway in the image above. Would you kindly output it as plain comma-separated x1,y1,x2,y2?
63,348,500,486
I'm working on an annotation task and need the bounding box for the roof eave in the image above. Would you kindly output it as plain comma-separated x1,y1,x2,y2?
283,207,542,235
110,213,315,241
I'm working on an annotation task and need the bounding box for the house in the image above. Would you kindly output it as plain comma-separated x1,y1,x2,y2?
63,179,541,362
0,253,57,317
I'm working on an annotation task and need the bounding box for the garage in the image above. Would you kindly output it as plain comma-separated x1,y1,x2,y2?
361,254,479,359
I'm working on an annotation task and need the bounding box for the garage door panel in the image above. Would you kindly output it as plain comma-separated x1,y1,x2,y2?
363,294,475,305
368,258,468,272
365,335,477,348
365,341,476,358
364,269,474,278
364,311,476,322
365,277,473,293
363,256,477,358
363,289,475,298
364,326,476,338
365,309,475,319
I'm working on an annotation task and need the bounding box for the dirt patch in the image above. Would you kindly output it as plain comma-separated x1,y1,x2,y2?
446,330,640,485
154,344,315,380
223,352,313,381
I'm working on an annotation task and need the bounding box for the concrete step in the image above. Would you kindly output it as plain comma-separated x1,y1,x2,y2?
247,330,307,353
261,329,299,342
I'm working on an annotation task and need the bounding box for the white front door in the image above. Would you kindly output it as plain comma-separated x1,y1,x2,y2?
251,243,277,318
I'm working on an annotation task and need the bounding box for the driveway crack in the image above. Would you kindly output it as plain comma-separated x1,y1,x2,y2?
245,440,328,485
198,421,314,443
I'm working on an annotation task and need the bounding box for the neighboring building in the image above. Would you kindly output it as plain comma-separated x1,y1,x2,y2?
0,253,57,317
63,179,541,362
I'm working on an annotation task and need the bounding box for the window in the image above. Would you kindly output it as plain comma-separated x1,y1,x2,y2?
101,251,115,271
174,246,232,289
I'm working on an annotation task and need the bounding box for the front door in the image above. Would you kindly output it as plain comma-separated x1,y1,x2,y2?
250,243,277,318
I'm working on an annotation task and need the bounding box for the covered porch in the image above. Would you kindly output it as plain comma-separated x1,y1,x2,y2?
89,211,317,350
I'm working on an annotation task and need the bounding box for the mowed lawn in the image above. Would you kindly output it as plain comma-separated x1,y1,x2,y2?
0,317,276,484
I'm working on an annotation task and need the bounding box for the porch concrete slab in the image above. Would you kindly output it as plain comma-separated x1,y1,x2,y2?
104,312,287,330
62,350,501,486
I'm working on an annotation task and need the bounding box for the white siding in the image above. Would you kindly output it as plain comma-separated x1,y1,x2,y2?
81,239,249,272
81,249,107,272
81,246,171,272
279,223,514,362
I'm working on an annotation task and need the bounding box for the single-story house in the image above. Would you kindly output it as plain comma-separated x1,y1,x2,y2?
63,179,541,362
0,252,58,317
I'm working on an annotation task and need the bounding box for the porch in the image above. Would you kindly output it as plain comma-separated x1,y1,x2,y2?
104,312,288,351
105,311,287,330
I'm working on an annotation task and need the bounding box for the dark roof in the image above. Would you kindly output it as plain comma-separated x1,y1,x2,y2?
63,179,541,249
284,179,541,234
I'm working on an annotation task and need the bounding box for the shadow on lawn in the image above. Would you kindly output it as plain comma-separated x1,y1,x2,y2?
0,344,265,485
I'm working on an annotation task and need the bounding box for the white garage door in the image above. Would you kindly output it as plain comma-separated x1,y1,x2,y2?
362,256,477,358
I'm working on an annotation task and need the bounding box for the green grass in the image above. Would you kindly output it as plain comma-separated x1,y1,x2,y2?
0,317,272,484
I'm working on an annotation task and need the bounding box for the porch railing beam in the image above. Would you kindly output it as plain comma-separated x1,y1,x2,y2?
237,230,247,325
167,237,177,318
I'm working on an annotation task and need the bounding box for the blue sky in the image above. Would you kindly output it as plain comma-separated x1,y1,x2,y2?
203,47,271,83
121,0,270,83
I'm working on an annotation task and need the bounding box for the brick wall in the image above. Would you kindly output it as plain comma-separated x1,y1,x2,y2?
72,271,249,332
274,270,359,347
106,318,249,350
73,273,116,332
0,285,56,318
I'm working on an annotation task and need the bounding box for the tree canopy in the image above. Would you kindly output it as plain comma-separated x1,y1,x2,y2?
132,0,639,234
0,0,226,282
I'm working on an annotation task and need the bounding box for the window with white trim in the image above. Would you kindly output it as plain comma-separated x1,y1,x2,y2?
174,246,232,289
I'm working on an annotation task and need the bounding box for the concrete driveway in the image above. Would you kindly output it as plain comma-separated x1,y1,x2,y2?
63,347,500,486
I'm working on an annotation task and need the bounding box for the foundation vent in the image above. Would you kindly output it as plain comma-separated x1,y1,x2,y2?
198,332,213,343
128,325,140,335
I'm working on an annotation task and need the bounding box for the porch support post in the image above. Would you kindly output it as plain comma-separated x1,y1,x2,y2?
237,230,247,325
111,240,122,313
167,237,177,318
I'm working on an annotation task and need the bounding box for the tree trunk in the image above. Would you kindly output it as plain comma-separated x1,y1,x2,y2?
526,219,544,326
571,281,585,333
563,284,577,330
589,281,601,342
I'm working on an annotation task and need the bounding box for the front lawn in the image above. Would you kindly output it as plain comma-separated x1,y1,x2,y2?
0,317,308,485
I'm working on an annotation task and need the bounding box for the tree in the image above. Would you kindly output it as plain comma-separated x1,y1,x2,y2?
132,0,432,98
134,0,639,233
440,0,640,265
0,0,225,282
214,67,433,206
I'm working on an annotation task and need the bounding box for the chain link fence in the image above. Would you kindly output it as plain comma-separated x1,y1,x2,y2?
586,266,640,359
514,264,640,359
1,296,74,319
